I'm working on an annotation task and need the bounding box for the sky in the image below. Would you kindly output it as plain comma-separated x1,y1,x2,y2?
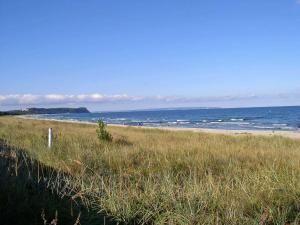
0,0,300,111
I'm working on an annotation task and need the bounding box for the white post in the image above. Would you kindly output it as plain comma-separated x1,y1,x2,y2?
48,128,52,148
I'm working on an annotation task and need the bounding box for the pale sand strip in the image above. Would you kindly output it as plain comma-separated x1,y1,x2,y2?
16,115,300,139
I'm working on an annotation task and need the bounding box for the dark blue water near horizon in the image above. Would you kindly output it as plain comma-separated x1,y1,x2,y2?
32,106,300,131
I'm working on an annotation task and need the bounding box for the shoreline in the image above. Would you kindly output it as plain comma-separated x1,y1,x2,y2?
15,115,300,139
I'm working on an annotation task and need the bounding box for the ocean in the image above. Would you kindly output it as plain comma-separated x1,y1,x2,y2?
31,106,300,131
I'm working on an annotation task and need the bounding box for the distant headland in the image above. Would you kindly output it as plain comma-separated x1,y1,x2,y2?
0,107,90,116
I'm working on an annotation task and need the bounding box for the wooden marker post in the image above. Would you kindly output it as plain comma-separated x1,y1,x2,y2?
48,128,52,148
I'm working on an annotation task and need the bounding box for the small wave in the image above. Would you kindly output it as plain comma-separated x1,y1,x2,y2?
210,119,227,124
110,118,127,121
230,118,244,121
178,122,190,124
210,121,222,124
176,119,189,122
226,122,250,125
209,121,250,125
252,126,275,129
272,123,287,127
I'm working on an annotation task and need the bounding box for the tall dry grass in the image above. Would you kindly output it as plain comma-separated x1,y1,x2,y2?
1,116,300,224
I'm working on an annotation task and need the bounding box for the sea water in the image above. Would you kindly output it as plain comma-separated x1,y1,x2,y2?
31,106,300,131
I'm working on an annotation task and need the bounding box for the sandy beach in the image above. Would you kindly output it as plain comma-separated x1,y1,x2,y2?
17,115,300,139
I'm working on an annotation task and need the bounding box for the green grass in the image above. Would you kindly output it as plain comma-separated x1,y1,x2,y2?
1,116,300,224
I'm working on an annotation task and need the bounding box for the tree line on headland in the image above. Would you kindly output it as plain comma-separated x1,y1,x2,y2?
0,107,90,116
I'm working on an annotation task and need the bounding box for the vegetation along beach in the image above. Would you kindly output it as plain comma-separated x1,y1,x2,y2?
1,116,300,224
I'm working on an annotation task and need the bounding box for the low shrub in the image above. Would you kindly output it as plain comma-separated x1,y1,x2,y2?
96,120,113,142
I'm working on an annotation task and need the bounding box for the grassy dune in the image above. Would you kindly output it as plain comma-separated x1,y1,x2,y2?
1,116,300,224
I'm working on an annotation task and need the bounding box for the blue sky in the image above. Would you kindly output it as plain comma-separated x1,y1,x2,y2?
1,0,300,110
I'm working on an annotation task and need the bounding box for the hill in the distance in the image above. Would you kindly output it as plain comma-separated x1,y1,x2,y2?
0,107,90,116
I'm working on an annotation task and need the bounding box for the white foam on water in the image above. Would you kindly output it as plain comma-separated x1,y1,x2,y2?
272,123,288,126
253,126,275,129
230,118,244,121
178,122,190,124
110,118,127,121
